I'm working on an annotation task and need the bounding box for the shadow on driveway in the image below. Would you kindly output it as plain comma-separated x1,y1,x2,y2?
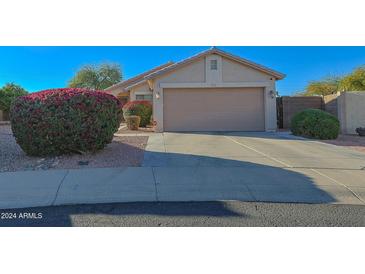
141,150,338,203
1,132,351,226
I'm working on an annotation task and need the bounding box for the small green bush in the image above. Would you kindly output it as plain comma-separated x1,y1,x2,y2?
10,88,123,156
126,115,141,130
0,83,28,113
291,109,340,139
122,100,152,127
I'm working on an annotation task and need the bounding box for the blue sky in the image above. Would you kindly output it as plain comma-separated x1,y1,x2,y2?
1,46,365,95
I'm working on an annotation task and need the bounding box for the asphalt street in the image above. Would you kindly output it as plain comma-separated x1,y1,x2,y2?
0,201,364,227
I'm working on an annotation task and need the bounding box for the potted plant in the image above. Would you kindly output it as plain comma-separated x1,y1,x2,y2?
126,115,141,130
122,100,152,127
356,127,365,136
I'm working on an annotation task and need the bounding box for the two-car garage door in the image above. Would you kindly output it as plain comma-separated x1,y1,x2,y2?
163,87,265,131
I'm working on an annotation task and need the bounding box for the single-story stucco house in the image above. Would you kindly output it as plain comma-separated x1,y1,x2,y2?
105,47,285,132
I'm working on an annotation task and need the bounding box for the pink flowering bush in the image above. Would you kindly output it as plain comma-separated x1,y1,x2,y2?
122,100,152,127
10,88,123,156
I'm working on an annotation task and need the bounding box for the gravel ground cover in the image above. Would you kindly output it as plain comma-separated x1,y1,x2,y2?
0,125,148,172
278,130,365,153
116,123,155,135
321,134,365,153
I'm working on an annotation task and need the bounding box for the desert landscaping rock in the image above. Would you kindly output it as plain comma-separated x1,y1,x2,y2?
0,125,148,172
321,134,365,153
117,122,155,135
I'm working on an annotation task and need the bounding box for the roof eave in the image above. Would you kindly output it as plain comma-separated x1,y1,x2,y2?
144,48,215,80
124,79,148,90
104,81,127,91
104,61,174,91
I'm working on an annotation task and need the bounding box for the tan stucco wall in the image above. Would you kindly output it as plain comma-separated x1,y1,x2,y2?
129,82,152,100
107,81,151,100
337,92,365,134
157,58,206,83
222,57,272,82
152,53,278,132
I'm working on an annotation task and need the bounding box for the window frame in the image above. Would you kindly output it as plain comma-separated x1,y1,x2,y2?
210,59,218,70
136,94,153,101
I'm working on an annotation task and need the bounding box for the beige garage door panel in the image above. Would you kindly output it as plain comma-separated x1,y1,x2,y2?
164,88,265,131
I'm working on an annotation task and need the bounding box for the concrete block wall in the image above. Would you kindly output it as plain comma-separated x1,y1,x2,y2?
323,93,339,117
337,92,365,134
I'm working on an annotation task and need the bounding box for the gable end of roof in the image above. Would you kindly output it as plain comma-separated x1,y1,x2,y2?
144,47,285,80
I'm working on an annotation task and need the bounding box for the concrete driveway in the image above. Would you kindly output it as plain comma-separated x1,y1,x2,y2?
1,131,365,209
143,132,365,205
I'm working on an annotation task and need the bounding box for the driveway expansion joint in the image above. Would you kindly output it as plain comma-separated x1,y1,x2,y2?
243,184,258,202
224,135,292,168
51,170,70,206
162,133,167,153
310,168,365,205
151,167,159,202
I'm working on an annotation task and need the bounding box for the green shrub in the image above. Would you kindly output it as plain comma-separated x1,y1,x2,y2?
10,88,123,156
126,115,141,130
291,109,340,139
0,83,28,113
122,100,152,127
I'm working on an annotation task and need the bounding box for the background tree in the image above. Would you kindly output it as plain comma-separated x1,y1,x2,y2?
339,66,365,91
0,83,28,113
304,76,341,96
68,63,122,90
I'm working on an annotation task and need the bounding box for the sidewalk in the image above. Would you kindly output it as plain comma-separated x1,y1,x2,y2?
0,168,156,209
0,166,364,209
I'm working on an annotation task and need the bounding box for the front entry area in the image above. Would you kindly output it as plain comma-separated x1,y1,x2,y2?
163,87,265,132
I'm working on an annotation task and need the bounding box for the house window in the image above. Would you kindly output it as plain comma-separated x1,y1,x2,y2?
136,94,153,101
210,60,218,70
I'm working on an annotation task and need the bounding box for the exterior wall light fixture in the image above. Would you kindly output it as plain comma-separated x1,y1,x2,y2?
269,90,276,98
